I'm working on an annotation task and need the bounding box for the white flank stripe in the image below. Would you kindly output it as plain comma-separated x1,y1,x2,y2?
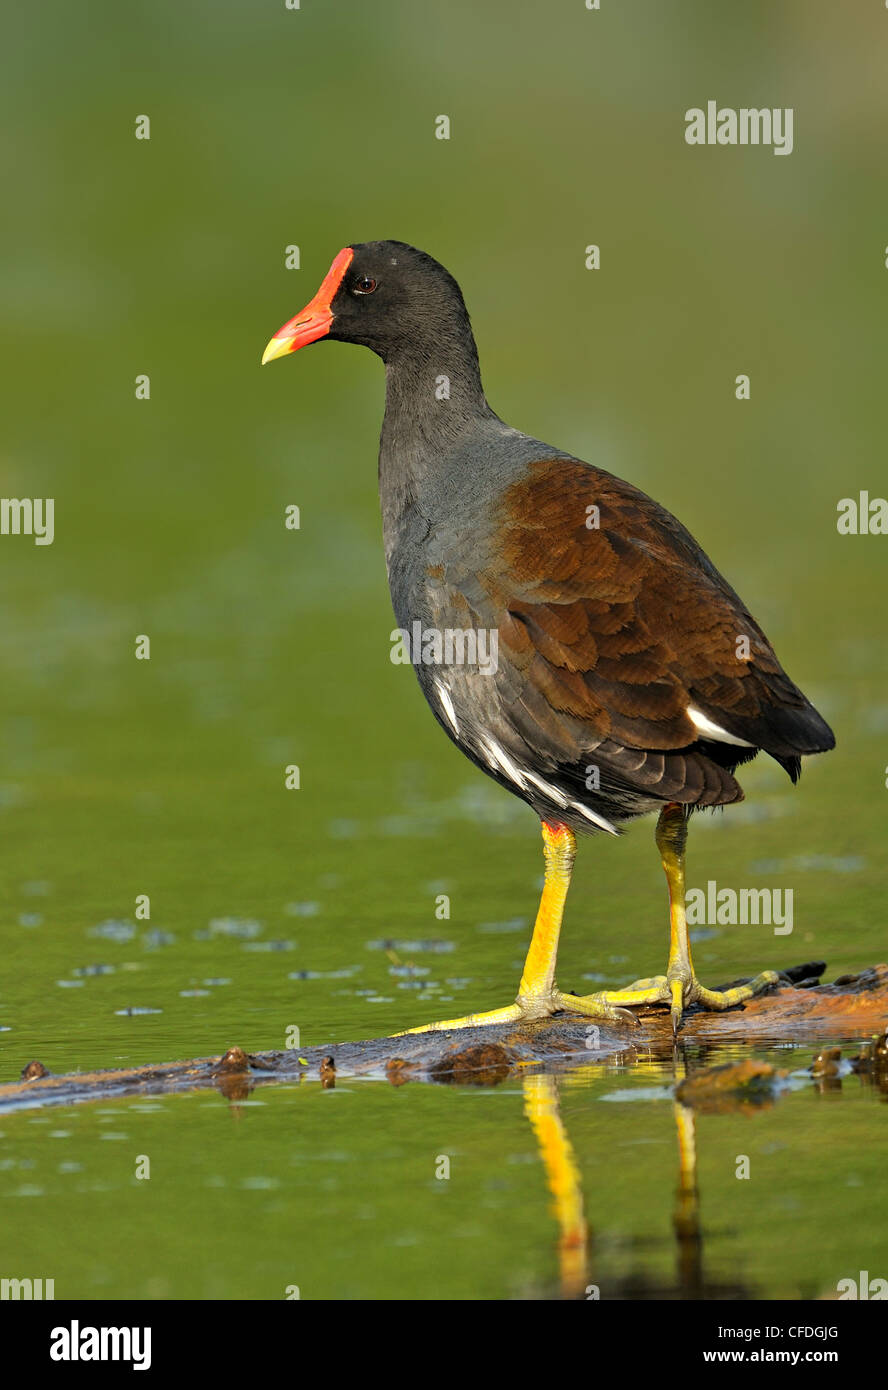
480,737,527,790
521,770,618,836
522,770,569,808
687,705,754,747
569,800,619,835
434,680,459,736
480,741,619,835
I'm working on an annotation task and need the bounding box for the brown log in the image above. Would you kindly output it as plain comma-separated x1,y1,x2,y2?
1,962,886,1113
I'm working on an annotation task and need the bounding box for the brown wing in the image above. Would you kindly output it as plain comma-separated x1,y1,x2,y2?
469,458,831,801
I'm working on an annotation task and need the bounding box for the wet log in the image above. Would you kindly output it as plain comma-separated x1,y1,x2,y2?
1,962,886,1112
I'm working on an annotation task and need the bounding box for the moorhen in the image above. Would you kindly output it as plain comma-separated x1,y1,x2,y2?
262,242,835,1033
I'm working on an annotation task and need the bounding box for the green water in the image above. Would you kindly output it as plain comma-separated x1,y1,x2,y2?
1,0,886,1299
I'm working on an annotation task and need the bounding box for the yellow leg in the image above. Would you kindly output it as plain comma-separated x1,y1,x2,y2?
566,803,778,1031
394,821,636,1036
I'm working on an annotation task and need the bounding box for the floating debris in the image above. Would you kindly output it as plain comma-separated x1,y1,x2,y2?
21,1060,49,1081
320,1056,336,1089
430,1043,513,1087
217,1046,250,1073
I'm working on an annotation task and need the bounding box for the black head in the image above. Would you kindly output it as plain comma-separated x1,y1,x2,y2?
262,240,476,366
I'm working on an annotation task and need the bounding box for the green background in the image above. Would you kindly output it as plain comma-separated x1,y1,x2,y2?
0,0,885,1299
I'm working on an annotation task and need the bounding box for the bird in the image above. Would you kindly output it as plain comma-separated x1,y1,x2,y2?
262,241,835,1034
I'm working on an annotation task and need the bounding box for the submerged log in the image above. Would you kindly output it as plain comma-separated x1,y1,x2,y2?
1,962,886,1112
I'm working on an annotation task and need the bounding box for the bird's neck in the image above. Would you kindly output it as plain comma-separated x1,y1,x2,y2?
378,342,496,556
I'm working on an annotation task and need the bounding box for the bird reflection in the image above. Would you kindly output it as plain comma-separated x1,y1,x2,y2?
520,1054,750,1299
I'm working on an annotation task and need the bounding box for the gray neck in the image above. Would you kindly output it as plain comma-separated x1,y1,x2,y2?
378,343,497,560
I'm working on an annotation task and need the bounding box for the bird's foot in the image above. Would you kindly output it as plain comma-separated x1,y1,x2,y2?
393,989,638,1037
567,968,780,1034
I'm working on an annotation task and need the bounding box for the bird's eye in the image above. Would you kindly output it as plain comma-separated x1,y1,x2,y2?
353,276,378,295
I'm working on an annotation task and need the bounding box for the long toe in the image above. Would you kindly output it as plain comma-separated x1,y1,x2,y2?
554,990,642,1026
690,969,780,1012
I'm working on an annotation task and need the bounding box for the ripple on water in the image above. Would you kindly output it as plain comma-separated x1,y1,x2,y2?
366,939,454,954
477,917,529,934
142,929,176,947
288,967,360,980
195,917,263,940
601,1086,674,1104
748,854,866,874
88,920,137,942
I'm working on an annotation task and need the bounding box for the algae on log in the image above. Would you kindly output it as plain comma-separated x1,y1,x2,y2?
2,962,887,1113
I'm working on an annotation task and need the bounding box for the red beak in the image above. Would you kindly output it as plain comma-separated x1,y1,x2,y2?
262,247,354,364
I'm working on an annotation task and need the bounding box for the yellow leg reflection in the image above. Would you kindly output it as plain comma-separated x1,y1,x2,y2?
519,1055,717,1298
522,1073,589,1299
673,1099,703,1297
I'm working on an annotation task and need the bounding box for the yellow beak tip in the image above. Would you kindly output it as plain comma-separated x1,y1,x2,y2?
261,336,291,366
